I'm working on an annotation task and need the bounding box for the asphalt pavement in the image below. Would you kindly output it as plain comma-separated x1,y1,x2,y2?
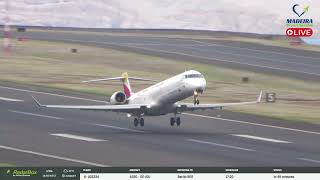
0,84,319,166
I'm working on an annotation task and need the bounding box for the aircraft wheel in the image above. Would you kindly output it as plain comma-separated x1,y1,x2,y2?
134,118,139,127
170,117,175,126
140,118,144,127
176,117,181,126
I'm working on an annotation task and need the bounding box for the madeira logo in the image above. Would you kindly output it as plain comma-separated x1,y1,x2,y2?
286,4,313,37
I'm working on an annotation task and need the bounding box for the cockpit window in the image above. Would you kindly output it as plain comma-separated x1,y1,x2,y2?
184,74,203,79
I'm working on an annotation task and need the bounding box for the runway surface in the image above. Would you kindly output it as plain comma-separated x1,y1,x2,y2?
7,29,320,81
0,83,320,166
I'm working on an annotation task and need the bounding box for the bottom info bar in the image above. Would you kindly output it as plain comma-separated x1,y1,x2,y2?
80,173,320,180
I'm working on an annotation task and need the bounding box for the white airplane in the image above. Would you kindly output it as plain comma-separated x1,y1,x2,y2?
32,70,262,127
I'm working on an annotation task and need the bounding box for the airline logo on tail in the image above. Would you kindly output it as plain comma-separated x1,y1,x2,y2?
122,72,132,98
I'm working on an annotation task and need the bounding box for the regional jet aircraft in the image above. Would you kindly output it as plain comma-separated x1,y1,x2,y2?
32,70,262,127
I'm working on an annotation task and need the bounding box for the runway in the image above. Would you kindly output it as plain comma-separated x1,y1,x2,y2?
0,83,320,166
8,29,320,81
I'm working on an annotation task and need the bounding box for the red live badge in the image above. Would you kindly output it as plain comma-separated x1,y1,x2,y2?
286,28,313,37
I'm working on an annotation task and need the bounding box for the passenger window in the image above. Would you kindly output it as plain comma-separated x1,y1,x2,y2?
184,74,203,79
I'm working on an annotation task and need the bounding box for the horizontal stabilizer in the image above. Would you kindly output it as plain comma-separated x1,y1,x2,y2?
82,77,156,83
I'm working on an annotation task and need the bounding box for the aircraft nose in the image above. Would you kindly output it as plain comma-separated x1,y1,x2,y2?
192,78,206,93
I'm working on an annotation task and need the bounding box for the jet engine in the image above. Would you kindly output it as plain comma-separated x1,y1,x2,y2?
110,91,127,105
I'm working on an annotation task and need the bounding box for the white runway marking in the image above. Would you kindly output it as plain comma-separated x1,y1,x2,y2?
0,145,108,166
50,133,107,142
63,38,320,77
232,134,291,144
187,138,255,152
184,45,319,68
89,40,320,77
91,123,145,133
189,39,320,60
0,85,107,103
137,45,319,77
65,36,319,60
0,97,23,102
9,110,63,120
184,113,320,136
298,158,320,164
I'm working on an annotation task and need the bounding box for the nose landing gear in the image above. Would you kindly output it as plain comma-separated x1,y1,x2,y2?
193,90,201,105
194,99,200,105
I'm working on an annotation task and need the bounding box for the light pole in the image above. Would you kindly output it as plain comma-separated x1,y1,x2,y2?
3,0,11,54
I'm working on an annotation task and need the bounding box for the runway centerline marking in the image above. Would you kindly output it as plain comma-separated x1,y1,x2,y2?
232,134,291,144
0,97,24,102
189,39,320,60
50,133,107,142
298,158,320,164
0,85,107,103
184,113,320,136
0,145,108,166
187,138,255,152
63,38,320,77
183,45,319,68
129,45,320,77
9,110,63,120
71,39,320,77
91,123,145,133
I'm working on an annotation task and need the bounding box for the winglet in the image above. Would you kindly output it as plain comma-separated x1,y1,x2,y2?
31,95,44,107
257,91,263,103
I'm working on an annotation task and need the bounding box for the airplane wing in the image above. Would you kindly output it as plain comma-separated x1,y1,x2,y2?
31,96,148,113
177,91,262,112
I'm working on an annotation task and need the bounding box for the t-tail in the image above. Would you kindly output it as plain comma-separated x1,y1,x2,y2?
82,72,156,98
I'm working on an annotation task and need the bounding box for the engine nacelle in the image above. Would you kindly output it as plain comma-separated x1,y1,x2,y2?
110,91,127,105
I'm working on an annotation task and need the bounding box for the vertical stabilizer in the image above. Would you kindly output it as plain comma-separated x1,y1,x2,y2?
121,72,132,98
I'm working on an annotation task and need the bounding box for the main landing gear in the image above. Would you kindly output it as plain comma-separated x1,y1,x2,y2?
170,116,181,126
134,117,144,127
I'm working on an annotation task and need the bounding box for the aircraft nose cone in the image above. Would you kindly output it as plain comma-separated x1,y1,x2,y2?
193,79,206,93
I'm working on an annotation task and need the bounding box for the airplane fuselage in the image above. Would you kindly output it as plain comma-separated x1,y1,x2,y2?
128,70,206,116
